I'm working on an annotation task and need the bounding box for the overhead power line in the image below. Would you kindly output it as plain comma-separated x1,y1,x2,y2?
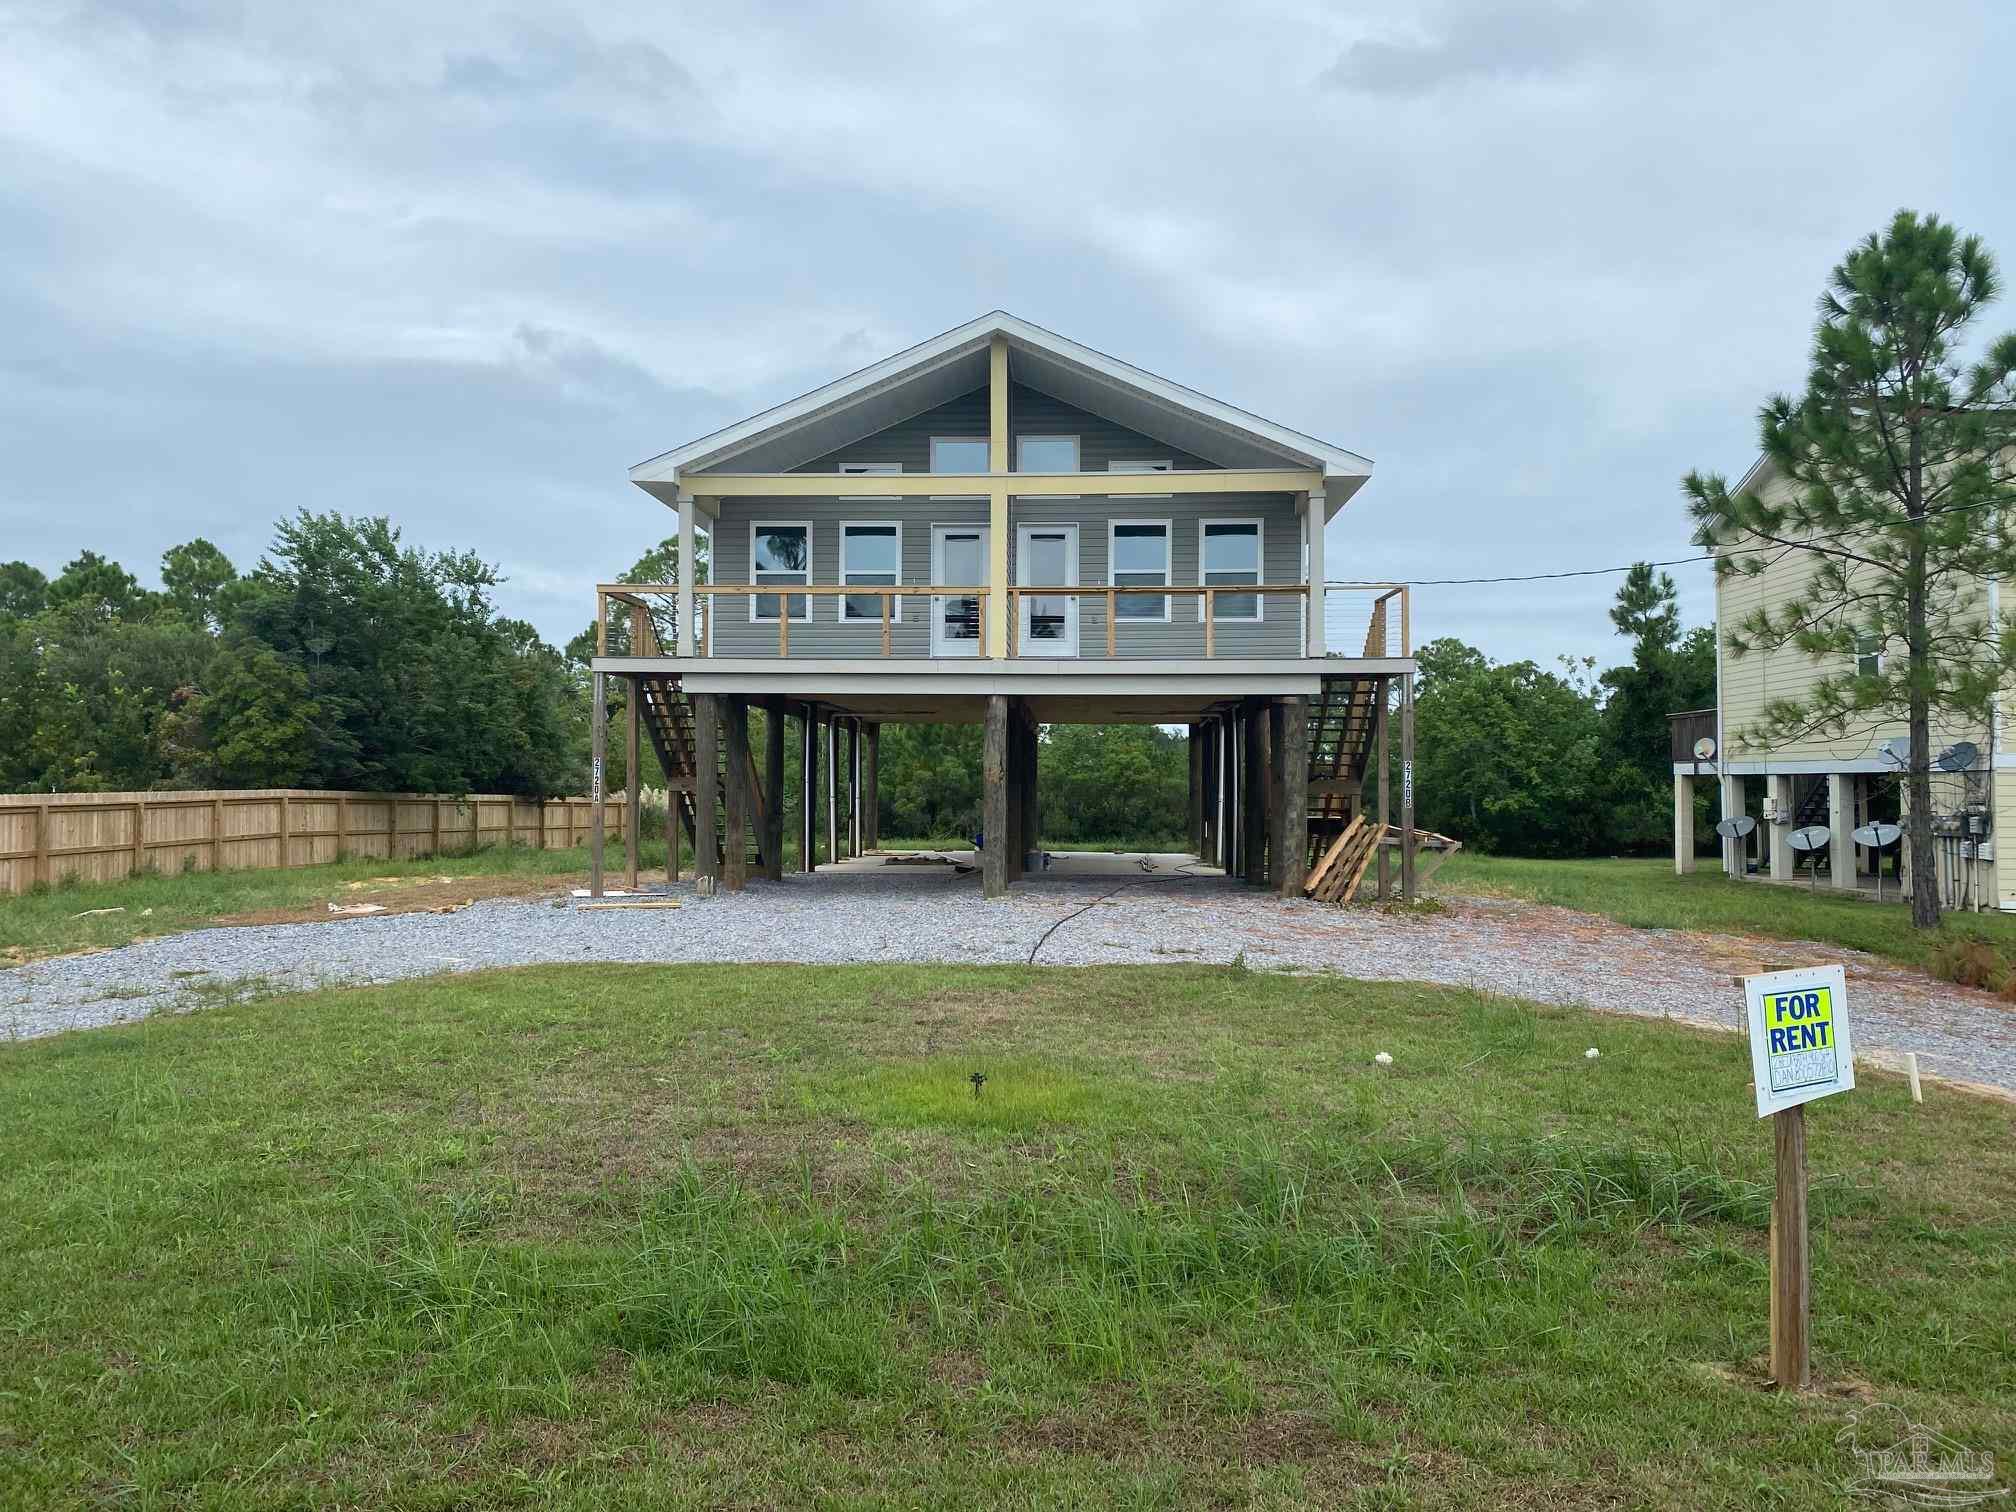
1333,496,2011,590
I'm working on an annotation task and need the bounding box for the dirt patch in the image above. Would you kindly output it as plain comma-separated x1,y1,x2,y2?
210,873,573,929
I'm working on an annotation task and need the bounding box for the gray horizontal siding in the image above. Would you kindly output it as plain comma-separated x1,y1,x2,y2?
709,496,986,658
793,383,1217,475
705,492,1303,661
1012,494,1302,660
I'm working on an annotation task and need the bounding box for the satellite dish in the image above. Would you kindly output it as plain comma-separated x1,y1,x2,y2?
1715,815,1757,839
1788,825,1831,852
1692,736,1717,760
1878,737,1911,770
1852,822,1903,848
1936,741,1980,772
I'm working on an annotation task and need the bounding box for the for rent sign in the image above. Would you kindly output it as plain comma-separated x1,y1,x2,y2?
1743,964,1856,1118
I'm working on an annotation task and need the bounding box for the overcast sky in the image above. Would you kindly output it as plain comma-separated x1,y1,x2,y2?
4,0,2011,667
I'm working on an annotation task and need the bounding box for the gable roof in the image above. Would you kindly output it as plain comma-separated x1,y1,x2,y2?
630,311,1373,514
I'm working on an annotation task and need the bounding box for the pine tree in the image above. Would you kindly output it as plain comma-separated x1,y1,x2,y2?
1685,211,2016,927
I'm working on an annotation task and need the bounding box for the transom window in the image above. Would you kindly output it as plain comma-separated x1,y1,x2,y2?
1017,435,1080,473
841,522,902,622
930,437,990,474
1110,520,1170,622
839,461,901,498
1200,519,1262,621
1109,459,1172,498
750,521,810,623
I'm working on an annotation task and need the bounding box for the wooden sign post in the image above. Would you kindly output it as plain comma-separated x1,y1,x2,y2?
1741,964,1855,1392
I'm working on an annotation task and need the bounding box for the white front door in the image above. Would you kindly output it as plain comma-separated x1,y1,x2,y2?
1016,523,1079,657
930,526,988,657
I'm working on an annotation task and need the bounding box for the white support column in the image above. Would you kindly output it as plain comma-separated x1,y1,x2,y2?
676,491,697,657
1767,773,1796,881
1721,773,1746,877
1674,773,1696,875
1304,492,1327,657
1828,773,1854,890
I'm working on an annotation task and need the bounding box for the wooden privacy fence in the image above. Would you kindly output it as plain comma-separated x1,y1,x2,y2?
0,789,626,897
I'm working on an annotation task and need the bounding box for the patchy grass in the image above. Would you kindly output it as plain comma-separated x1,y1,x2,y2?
0,841,689,963
2,963,2011,1508
1439,853,2016,971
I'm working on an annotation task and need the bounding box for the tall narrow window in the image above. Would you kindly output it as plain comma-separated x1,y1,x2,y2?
751,522,810,622
930,437,990,474
1111,521,1170,621
1201,520,1262,621
840,523,902,621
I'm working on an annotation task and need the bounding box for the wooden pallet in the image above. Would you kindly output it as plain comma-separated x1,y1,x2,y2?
1302,818,1388,905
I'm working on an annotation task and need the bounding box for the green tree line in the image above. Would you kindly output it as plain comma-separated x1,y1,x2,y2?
1,513,584,795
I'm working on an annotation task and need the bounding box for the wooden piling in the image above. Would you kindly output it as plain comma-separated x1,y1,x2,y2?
1400,671,1417,902
863,724,880,852
825,718,840,865
1243,701,1268,886
800,707,818,873
847,719,862,858
762,696,785,881
1277,696,1309,896
589,670,607,897
624,674,642,889
1376,677,1392,901
723,698,750,891
983,695,1009,898
693,693,720,888
1187,723,1204,857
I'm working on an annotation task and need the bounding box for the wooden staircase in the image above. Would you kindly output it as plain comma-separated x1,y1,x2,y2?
1304,599,1394,850
609,599,767,868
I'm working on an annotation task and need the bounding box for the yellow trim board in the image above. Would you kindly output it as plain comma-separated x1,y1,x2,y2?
667,469,1321,499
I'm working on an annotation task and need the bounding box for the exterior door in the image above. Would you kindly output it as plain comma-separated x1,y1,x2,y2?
1017,524,1079,657
930,526,988,657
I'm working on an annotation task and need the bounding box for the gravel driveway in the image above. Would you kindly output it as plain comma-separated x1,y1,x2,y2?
6,866,2013,1094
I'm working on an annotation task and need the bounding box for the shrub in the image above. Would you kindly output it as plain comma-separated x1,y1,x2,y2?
1926,932,2006,991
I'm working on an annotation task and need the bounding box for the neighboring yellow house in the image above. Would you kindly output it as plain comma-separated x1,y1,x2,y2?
1675,458,2004,912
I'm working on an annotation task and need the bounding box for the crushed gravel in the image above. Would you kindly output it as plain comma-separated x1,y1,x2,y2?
6,867,2014,1095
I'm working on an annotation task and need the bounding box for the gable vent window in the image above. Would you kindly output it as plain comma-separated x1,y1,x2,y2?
930,437,989,474
1017,435,1079,473
1201,520,1262,621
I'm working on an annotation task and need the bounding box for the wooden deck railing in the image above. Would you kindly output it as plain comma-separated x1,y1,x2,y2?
594,580,1410,660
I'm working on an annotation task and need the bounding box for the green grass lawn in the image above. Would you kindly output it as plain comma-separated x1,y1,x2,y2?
1438,853,2016,971
3,964,2010,1509
0,841,690,962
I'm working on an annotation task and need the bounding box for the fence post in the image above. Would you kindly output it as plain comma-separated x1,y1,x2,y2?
132,800,146,879
337,795,349,862
35,801,50,890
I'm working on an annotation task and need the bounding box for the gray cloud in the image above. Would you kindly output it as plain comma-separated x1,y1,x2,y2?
0,0,2011,674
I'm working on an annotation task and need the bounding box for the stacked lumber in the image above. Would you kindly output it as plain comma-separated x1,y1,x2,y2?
1302,818,1387,905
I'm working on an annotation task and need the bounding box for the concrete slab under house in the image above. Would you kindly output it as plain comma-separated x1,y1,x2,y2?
584,311,1420,901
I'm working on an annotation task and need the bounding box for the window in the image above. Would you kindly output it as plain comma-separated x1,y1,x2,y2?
1017,435,1079,473
839,461,901,499
1110,520,1170,621
750,521,810,622
1200,519,1263,621
930,437,990,474
1856,633,1884,678
840,523,902,622
1109,459,1172,499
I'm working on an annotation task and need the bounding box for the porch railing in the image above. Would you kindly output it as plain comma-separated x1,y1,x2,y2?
594,580,1410,660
